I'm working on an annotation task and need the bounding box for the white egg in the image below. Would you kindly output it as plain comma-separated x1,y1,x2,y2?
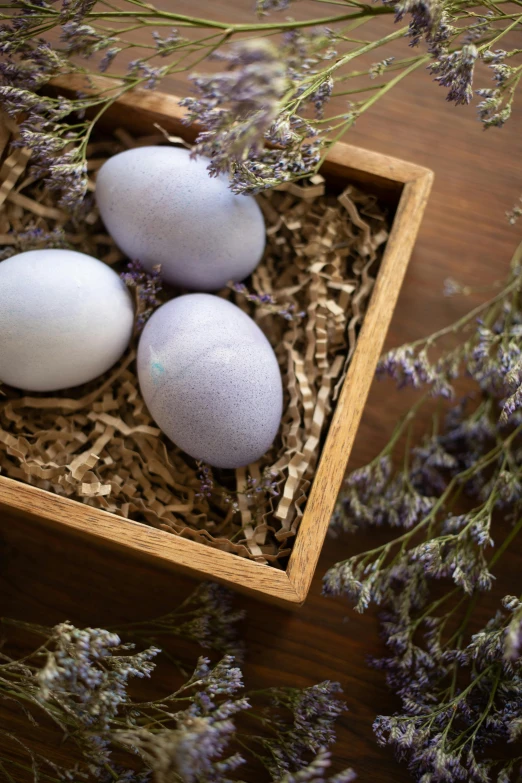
95,146,266,291
137,294,283,469
0,249,134,392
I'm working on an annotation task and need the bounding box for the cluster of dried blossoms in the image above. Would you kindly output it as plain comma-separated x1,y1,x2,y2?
0,583,354,783
325,243,522,781
0,0,521,206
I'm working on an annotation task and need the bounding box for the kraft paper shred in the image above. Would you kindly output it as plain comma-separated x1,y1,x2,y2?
0,113,389,565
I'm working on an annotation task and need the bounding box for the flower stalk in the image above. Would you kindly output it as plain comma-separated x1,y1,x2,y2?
326,245,522,781
0,0,521,205
0,583,354,783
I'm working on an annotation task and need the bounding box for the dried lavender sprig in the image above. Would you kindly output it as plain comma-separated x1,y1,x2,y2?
2,0,521,206
193,459,280,522
121,259,163,330
195,461,214,500
377,258,522,403
232,282,306,321
508,194,522,225
0,598,354,783
372,580,522,782
325,244,522,781
110,582,246,659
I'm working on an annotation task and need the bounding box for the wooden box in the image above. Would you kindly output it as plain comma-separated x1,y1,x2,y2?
0,86,433,607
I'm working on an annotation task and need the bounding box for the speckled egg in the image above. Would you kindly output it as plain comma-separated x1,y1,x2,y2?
0,249,134,392
137,294,283,469
95,146,266,291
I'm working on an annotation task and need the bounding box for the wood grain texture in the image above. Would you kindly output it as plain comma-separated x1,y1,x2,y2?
1,1,522,780
0,80,432,605
0,476,298,604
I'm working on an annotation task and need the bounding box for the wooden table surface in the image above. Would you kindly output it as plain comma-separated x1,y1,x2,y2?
2,2,522,781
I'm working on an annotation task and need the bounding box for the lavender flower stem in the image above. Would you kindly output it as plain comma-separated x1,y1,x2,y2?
489,511,522,567
315,55,429,160
375,393,431,459
292,24,410,108
452,665,501,748
89,7,396,28
77,78,142,156
404,270,522,351
444,591,480,651
343,427,522,567
103,763,119,781
331,82,388,96
479,13,522,49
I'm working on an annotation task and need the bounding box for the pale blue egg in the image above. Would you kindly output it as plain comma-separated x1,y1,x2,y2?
96,146,266,291
137,294,283,469
0,249,134,391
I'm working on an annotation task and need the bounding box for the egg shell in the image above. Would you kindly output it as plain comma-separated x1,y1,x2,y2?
0,249,134,392
137,294,283,469
95,146,266,291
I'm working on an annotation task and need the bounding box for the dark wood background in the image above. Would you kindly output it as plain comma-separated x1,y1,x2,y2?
2,2,522,780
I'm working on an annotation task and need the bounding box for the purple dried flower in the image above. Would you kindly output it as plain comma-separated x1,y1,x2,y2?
61,21,108,57
369,57,394,79
0,587,350,782
37,152,89,210
245,468,280,499
491,62,515,87
0,226,70,260
121,259,162,329
180,32,336,194
467,321,522,402
464,15,491,43
186,654,244,701
233,282,305,320
328,264,522,783
391,0,454,53
195,462,214,499
61,0,98,24
181,38,288,185
0,59,48,90
99,46,121,72
370,587,522,780
476,87,511,128
257,682,347,776
38,622,159,730
504,596,522,660
233,281,277,306
117,583,246,660
483,49,507,64
310,75,333,117
280,750,355,783
152,28,182,57
377,344,456,397
256,0,292,12
127,59,168,90
410,434,457,494
117,717,243,783
430,44,478,105
501,382,522,423
0,85,51,116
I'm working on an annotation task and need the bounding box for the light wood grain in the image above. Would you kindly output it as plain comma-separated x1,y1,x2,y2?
0,84,432,606
0,476,300,605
